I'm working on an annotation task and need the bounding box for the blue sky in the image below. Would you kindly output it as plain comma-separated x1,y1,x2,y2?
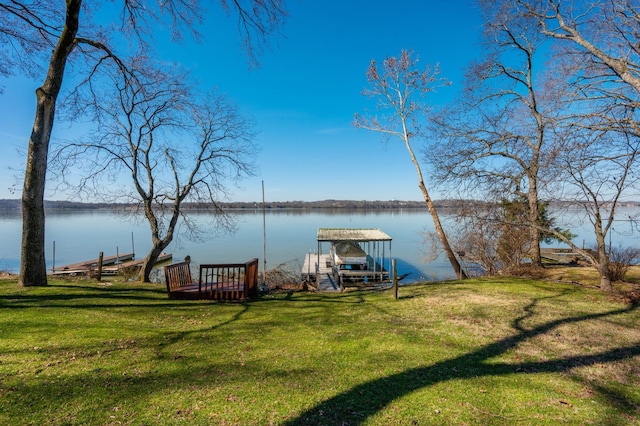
0,0,483,202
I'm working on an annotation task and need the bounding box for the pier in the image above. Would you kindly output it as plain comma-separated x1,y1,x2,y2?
540,248,585,264
52,252,172,275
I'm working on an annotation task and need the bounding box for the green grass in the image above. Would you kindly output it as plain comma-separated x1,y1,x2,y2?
0,277,638,425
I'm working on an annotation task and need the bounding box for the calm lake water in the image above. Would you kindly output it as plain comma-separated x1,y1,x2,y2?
1,207,638,282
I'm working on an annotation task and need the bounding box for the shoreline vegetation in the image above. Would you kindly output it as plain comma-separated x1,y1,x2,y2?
1,198,639,211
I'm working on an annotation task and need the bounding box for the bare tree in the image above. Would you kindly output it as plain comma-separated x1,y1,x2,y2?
520,0,640,94
354,50,467,279
52,62,256,282
0,0,286,286
430,0,566,268
551,129,640,291
513,0,640,290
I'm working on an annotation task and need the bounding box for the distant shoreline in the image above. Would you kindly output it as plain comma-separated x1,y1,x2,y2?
1,198,639,211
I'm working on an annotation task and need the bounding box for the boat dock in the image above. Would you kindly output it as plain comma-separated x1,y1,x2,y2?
52,252,172,275
540,248,584,264
302,253,390,292
302,228,393,292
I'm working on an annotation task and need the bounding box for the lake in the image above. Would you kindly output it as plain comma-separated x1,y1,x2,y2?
1,207,638,282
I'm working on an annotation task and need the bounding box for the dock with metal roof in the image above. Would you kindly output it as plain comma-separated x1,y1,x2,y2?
302,228,392,292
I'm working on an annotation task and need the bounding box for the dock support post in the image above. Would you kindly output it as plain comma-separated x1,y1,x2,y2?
392,258,398,299
97,252,104,282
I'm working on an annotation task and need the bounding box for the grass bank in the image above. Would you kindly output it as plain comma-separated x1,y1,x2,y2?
0,276,638,425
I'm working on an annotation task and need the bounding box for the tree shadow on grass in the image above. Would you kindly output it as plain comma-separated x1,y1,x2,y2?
0,282,244,309
254,290,369,305
284,299,640,425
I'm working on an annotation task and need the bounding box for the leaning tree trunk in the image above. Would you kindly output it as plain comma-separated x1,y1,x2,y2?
140,244,170,283
138,200,180,282
418,181,468,279
402,132,467,279
19,1,81,287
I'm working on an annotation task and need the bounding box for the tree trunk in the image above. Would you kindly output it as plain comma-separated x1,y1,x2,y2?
598,259,613,292
594,219,613,292
138,199,180,283
528,183,542,267
19,100,49,286
19,1,81,287
140,243,169,283
418,181,467,279
401,121,466,279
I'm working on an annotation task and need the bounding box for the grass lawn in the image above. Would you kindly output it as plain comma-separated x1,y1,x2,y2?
0,273,638,425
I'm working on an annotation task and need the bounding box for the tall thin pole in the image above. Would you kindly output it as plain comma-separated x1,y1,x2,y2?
262,180,267,285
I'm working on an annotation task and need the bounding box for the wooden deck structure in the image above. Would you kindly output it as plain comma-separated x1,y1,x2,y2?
164,258,259,301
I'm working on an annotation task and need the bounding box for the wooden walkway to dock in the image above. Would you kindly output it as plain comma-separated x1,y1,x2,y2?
302,253,343,292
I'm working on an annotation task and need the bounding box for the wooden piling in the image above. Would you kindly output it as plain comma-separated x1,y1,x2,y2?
97,252,104,281
393,258,398,299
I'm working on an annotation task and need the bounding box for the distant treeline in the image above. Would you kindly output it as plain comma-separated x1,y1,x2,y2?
0,199,458,210
0,200,132,210
213,200,463,209
1,198,638,211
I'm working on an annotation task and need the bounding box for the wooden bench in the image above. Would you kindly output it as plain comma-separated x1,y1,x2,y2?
164,260,200,299
164,258,259,301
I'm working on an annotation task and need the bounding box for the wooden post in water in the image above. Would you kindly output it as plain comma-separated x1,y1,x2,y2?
262,180,267,285
97,252,104,282
392,258,398,300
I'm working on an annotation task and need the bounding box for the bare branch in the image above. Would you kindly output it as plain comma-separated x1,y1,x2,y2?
51,60,256,281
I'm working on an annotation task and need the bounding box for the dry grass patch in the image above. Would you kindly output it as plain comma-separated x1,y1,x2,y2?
542,264,640,286
542,265,603,286
542,264,640,302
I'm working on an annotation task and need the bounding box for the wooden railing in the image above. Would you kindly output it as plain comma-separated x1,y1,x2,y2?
198,258,259,300
164,258,259,300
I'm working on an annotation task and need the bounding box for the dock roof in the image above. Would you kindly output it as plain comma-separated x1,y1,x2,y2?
317,228,392,242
